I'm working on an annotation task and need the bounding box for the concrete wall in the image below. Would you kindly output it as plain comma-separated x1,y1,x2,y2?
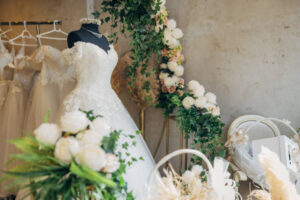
1,0,300,197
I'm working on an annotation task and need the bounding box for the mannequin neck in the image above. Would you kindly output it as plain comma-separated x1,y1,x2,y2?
81,23,99,33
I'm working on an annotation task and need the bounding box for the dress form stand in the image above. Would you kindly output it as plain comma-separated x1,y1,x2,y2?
67,19,110,52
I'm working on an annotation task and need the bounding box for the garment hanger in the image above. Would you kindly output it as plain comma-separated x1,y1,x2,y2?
37,20,67,44
9,21,37,47
0,22,13,43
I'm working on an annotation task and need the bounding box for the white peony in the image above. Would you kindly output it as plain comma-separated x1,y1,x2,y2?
194,96,207,108
76,146,106,171
164,77,175,87
182,170,195,184
163,31,173,45
167,61,178,72
174,65,184,77
168,38,179,49
205,92,217,104
61,110,89,133
34,123,61,145
54,137,80,164
91,117,111,138
191,165,204,176
160,63,168,69
188,80,200,91
159,72,168,80
172,28,183,39
80,130,103,147
182,96,195,109
102,153,120,173
192,85,205,97
171,76,179,84
167,19,177,30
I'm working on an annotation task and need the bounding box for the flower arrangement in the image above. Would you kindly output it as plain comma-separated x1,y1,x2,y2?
95,0,226,163
176,80,226,162
1,110,140,200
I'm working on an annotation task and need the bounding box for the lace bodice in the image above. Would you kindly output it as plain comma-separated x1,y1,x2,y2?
61,42,123,121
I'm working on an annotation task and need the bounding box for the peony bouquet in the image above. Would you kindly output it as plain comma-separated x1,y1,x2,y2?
1,110,140,200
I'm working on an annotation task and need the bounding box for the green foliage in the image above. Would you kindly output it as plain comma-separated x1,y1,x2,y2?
96,0,164,93
176,105,226,162
2,130,138,199
156,92,182,116
80,109,102,121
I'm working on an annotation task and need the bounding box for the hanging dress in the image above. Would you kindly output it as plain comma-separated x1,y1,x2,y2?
24,45,76,133
0,46,36,197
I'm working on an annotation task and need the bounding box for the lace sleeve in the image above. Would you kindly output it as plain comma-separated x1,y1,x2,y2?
61,42,83,65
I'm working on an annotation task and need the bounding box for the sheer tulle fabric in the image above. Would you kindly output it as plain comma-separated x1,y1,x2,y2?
24,46,76,133
59,42,155,199
0,47,37,196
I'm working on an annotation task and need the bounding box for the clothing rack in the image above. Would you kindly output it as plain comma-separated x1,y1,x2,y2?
0,21,62,26
0,20,63,47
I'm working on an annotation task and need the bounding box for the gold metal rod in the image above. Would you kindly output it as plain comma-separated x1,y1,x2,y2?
179,131,184,174
165,117,170,168
184,138,188,170
139,108,145,139
153,118,167,157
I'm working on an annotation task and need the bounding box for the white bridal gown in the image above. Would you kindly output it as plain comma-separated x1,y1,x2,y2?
61,42,155,199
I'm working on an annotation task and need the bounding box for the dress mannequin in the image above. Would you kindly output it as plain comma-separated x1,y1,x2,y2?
67,19,110,53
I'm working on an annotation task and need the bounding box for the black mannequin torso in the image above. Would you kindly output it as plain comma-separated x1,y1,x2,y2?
67,23,110,53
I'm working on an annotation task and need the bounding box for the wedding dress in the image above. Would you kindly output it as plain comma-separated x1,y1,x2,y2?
0,46,36,196
61,42,155,199
24,45,76,133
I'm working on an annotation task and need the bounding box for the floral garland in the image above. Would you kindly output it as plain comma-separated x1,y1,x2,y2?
3,110,139,199
154,0,226,161
96,0,226,162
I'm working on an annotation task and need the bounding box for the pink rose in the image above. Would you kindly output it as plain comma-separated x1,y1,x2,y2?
163,19,168,26
180,54,185,62
178,78,184,85
168,86,176,93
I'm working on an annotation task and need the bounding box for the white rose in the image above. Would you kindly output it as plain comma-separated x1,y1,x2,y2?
191,165,203,176
192,85,205,97
212,106,221,116
159,72,168,80
91,118,111,138
194,96,207,108
76,146,106,171
172,28,183,39
174,65,184,77
182,170,195,184
167,61,178,72
54,137,80,164
61,111,89,133
164,77,175,87
34,123,61,145
160,63,168,69
80,130,103,147
188,80,200,91
168,38,179,49
182,96,195,109
205,92,217,104
167,19,177,30
102,153,120,173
